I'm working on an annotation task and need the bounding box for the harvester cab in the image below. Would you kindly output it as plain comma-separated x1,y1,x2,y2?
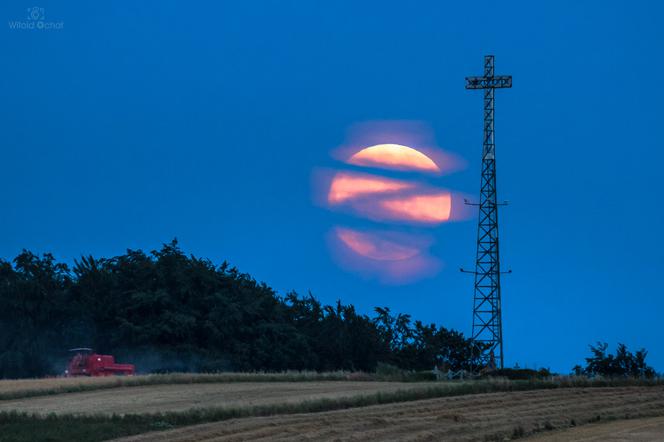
65,348,135,377
67,347,93,375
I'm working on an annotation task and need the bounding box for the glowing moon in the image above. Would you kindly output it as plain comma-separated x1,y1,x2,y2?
336,227,420,261
318,133,459,283
327,172,414,204
348,143,440,173
379,193,452,223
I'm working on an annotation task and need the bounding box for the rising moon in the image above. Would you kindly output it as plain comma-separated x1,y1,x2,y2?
336,227,420,261
347,143,440,173
379,193,452,223
327,171,414,204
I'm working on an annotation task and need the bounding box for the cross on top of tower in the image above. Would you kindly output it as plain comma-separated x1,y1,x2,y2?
465,55,512,90
465,55,512,161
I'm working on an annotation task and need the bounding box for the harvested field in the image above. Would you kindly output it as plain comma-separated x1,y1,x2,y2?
0,376,122,397
0,381,433,415
0,372,354,400
525,415,664,441
112,386,664,442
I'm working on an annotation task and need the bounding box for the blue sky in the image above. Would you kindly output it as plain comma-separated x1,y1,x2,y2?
1,1,662,373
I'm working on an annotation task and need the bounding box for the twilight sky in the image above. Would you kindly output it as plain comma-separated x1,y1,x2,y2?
1,1,662,373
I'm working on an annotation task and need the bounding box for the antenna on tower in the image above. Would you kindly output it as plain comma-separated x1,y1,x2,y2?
462,55,512,371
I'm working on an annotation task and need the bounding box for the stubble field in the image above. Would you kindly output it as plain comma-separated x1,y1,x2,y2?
0,381,433,415
0,375,663,441
111,386,664,442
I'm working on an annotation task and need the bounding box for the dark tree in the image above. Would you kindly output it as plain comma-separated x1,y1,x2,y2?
578,342,655,379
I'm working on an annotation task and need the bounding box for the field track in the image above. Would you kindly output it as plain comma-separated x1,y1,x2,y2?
0,381,431,415
111,386,664,442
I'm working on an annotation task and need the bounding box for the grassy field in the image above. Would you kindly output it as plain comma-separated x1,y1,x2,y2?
1,372,658,401
0,372,358,401
0,381,437,415
0,374,662,442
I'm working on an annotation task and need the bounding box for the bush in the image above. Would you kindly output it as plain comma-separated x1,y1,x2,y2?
575,343,656,379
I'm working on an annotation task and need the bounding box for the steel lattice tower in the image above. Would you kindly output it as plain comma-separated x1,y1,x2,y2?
464,55,512,370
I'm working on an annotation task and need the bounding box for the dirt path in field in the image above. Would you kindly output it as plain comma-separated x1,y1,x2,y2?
113,386,664,442
524,415,664,441
0,381,432,415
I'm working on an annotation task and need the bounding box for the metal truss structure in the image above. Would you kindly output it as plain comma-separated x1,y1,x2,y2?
463,55,512,370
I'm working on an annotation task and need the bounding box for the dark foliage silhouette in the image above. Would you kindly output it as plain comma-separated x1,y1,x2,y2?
573,342,655,379
0,240,480,378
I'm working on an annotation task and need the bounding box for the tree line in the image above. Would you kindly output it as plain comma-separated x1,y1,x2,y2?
0,240,656,379
0,241,480,378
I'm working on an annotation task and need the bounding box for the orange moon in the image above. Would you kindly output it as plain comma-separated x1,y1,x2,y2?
336,228,420,261
321,139,453,282
347,143,440,173
327,172,413,204
379,193,452,223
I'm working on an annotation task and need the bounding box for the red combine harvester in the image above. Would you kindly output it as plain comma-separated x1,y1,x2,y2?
65,348,135,377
